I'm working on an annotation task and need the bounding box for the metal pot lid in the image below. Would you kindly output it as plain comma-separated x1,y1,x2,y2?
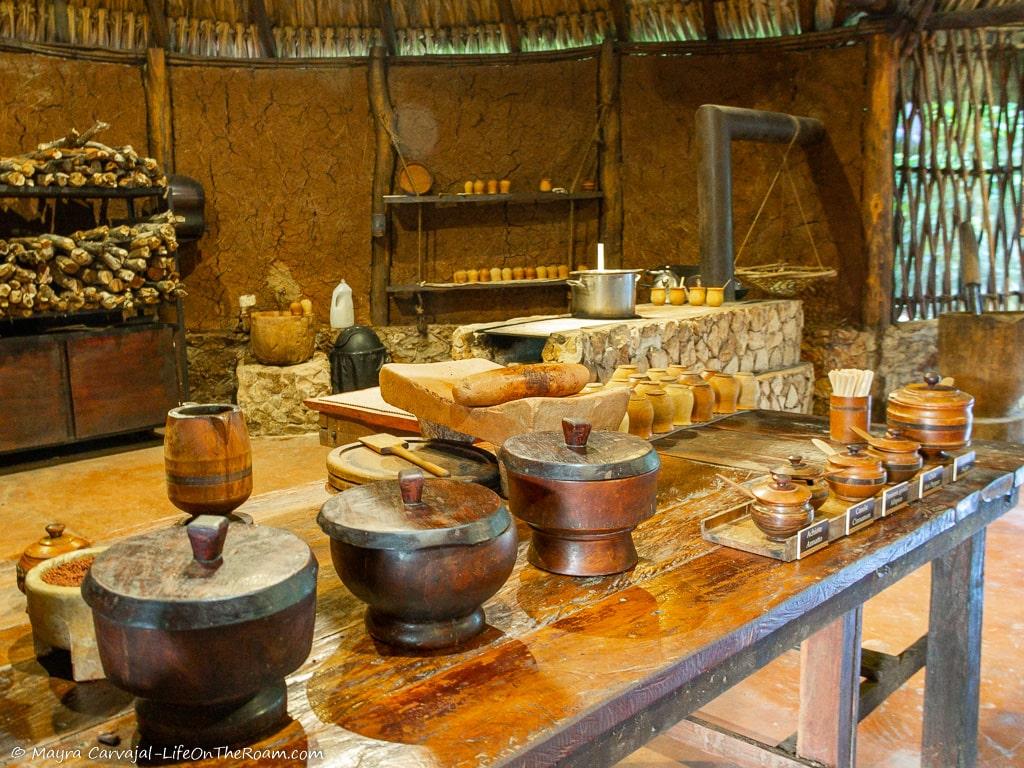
569,269,644,276
889,373,974,409
499,418,660,482
82,517,317,631
318,469,510,551
770,455,824,481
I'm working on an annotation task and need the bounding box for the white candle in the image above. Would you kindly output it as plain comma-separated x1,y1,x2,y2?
597,242,605,271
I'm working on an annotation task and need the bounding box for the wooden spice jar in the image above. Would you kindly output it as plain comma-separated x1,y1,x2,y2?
82,516,317,748
499,418,660,576
887,373,974,456
774,455,829,511
318,469,517,651
864,429,923,483
749,471,814,541
17,523,91,593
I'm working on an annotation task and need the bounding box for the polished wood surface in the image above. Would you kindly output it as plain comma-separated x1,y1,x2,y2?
2,411,1022,767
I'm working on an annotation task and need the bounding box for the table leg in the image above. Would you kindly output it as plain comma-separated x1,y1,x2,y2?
796,606,862,767
922,528,986,768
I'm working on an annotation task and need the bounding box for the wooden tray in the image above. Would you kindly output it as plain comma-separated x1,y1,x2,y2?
701,449,976,561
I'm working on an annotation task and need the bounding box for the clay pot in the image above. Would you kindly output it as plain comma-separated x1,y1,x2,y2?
627,391,654,439
734,372,758,410
512,266,525,280
887,373,974,456
829,395,872,444
318,470,516,651
500,419,660,576
707,372,740,414
165,404,253,518
688,286,706,306
250,311,316,366
83,516,317,747
679,372,715,422
669,287,687,305
749,472,814,541
612,364,639,382
865,429,923,483
774,455,828,510
645,367,668,381
648,390,674,433
665,383,694,426
17,523,91,593
650,287,667,305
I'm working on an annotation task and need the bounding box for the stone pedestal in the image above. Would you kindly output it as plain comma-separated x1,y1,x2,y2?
236,353,330,435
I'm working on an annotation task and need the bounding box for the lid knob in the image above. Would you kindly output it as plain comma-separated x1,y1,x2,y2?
398,468,425,506
771,472,795,489
787,455,805,468
187,515,229,568
924,372,940,388
45,523,65,539
562,418,592,449
846,443,866,456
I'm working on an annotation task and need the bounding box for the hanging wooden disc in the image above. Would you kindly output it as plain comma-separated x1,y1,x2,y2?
327,438,499,491
397,163,433,195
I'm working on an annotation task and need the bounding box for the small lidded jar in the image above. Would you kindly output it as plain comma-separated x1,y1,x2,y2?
774,455,828,510
749,471,814,541
887,373,974,456
17,523,92,593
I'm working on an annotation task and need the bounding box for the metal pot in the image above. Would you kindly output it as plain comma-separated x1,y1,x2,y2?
567,269,643,319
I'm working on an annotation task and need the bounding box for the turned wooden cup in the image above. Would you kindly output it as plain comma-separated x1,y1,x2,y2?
165,404,252,518
318,469,517,651
829,395,871,444
500,418,660,577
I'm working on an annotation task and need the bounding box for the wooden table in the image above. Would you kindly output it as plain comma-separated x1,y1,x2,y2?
3,411,1021,767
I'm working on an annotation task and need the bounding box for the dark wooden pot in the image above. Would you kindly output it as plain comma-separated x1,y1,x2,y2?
83,517,317,747
750,500,813,541
318,470,517,651
500,418,660,577
887,373,974,457
164,403,252,517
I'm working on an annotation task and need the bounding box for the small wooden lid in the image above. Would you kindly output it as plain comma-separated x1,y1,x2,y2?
499,418,660,482
20,523,91,564
82,517,317,631
318,469,510,550
751,472,812,506
827,443,882,470
771,455,824,481
890,372,974,409
867,429,921,454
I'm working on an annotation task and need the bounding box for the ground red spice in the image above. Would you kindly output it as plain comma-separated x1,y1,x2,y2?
41,555,95,587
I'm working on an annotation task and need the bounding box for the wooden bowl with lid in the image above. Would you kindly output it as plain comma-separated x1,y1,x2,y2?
749,471,814,541
82,516,317,748
499,418,660,576
853,426,924,483
318,469,517,651
773,455,828,510
887,373,974,456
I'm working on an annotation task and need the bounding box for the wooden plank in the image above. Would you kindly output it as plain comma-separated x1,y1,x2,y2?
797,607,862,766
497,0,521,53
925,2,1024,29
0,336,72,453
798,0,816,32
862,33,897,329
369,45,396,325
702,0,719,39
144,46,174,174
597,37,623,269
921,528,986,768
66,326,179,439
143,0,168,50
248,0,277,57
608,0,631,41
858,634,927,718
670,716,815,768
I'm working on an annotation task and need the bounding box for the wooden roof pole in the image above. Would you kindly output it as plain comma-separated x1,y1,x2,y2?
144,0,169,49
598,37,624,269
608,0,631,41
369,46,397,325
375,0,398,56
249,0,278,58
497,0,522,53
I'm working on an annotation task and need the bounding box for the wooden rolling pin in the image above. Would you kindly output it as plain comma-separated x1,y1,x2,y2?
358,434,451,478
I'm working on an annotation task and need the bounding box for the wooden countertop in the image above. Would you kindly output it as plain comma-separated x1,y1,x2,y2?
4,411,1023,767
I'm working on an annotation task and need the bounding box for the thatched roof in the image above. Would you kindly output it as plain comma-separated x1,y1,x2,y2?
0,0,1020,58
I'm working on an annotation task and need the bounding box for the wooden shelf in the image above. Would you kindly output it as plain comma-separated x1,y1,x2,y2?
0,184,166,199
383,191,602,206
387,278,569,293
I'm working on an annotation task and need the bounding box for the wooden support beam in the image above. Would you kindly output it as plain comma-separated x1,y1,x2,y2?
51,0,69,43
797,607,862,767
862,33,897,330
497,0,521,53
608,0,631,42
597,37,623,269
921,529,986,768
670,717,816,768
144,0,169,50
798,0,816,33
369,46,397,326
375,0,398,56
701,0,719,39
925,2,1024,29
249,0,277,57
144,46,174,174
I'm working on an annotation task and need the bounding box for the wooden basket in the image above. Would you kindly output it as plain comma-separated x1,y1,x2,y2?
735,263,837,297
250,311,316,366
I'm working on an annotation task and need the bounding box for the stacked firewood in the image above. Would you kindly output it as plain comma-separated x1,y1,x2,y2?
0,211,185,318
0,121,167,189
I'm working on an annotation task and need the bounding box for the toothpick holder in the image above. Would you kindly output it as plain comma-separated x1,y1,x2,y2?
829,395,871,444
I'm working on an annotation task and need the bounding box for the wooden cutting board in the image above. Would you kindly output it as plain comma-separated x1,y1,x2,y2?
378,359,629,446
327,438,500,491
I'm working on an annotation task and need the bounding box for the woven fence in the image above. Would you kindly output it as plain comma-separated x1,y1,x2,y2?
893,28,1024,320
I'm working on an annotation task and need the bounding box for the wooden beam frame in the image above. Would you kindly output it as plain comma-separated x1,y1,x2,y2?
50,0,69,43
144,46,174,174
608,0,631,42
597,37,624,269
249,0,278,58
702,0,719,40
924,2,1024,29
369,46,397,326
497,0,521,53
375,0,398,56
144,0,169,50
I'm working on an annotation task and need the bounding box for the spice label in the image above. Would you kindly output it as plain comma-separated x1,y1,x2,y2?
918,466,945,497
881,482,911,516
797,519,830,558
952,450,976,481
846,499,877,534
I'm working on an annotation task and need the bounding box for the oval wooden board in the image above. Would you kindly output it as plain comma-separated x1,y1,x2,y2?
327,439,500,490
